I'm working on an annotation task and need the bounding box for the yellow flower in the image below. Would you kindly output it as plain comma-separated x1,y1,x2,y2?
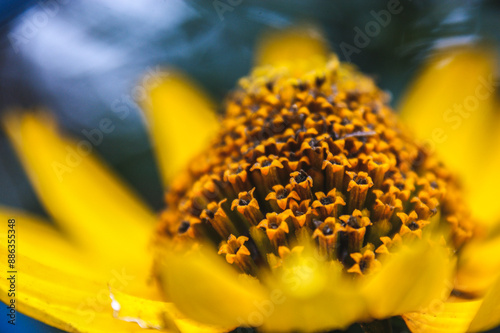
1,28,500,333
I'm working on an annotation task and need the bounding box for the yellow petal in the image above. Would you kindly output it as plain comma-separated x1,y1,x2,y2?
363,241,453,318
262,253,367,332
0,251,159,333
469,274,500,332
255,26,329,75
467,123,500,225
403,298,482,333
455,234,500,295
0,206,92,277
398,46,496,200
110,288,222,333
403,273,500,333
143,71,220,187
0,205,159,304
2,112,156,270
157,243,267,329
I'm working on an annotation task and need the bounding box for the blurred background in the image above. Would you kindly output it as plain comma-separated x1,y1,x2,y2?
0,0,499,332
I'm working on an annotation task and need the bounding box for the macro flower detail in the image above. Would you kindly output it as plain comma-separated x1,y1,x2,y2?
152,48,486,332
1,27,500,333
158,53,469,267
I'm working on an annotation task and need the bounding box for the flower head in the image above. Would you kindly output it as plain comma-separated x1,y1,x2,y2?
158,50,473,272
153,45,479,332
1,28,500,333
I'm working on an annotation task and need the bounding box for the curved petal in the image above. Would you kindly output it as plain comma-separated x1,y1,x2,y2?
0,205,186,332
255,26,329,75
467,124,500,226
157,243,268,329
402,298,482,333
469,274,500,332
142,71,220,187
403,274,500,333
0,251,161,333
398,47,497,224
2,112,156,270
455,234,500,295
262,252,367,332
0,206,94,278
0,205,159,302
362,241,453,318
110,288,222,333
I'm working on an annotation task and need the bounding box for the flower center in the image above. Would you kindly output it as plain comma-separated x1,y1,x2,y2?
158,54,474,276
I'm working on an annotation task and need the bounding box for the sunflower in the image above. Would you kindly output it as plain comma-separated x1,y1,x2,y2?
1,28,500,333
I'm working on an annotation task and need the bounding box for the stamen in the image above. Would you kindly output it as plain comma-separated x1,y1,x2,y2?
339,210,372,253
347,250,380,275
218,235,256,274
231,188,264,226
283,200,312,229
257,213,290,250
346,172,373,212
312,217,338,259
290,170,314,200
312,189,346,218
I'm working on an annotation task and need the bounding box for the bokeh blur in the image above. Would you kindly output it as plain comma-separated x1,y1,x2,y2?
0,0,499,332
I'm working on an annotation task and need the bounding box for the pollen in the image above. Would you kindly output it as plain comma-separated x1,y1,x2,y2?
157,53,475,276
